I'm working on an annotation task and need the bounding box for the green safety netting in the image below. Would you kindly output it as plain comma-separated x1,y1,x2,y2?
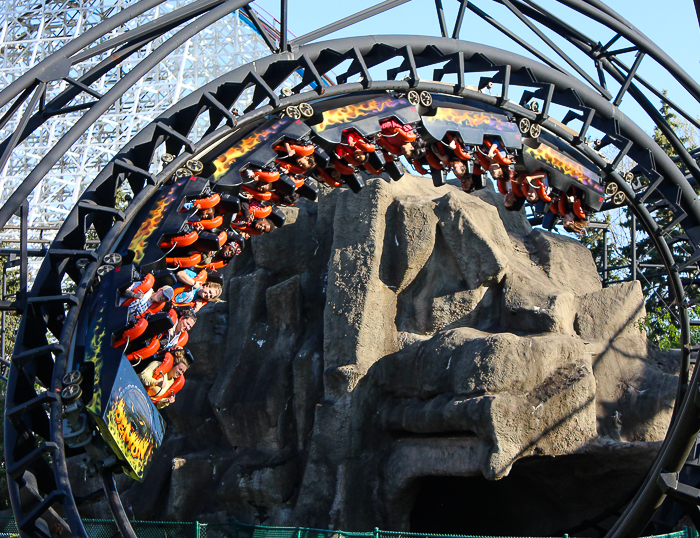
0,516,695,538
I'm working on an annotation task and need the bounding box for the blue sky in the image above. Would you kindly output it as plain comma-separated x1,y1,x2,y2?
251,0,700,138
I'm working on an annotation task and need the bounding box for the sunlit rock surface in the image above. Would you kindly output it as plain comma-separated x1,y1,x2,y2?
76,174,677,535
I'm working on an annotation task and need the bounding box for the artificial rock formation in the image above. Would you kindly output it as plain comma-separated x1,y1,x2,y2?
75,174,678,535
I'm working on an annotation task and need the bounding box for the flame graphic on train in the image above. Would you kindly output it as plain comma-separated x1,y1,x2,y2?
313,97,406,132
430,108,514,131
105,384,161,479
86,301,108,415
128,182,181,264
525,144,602,191
214,122,287,178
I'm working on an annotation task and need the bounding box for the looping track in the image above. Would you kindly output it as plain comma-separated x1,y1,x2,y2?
3,2,700,537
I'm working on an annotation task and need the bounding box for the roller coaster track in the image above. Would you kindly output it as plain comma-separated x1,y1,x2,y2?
2,1,700,536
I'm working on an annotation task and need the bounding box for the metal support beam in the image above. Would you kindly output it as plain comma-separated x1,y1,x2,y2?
69,0,228,64
573,108,595,145
0,0,166,111
466,2,567,74
603,226,609,287
62,77,103,100
613,51,645,107
243,5,278,52
290,0,412,47
0,0,251,231
604,59,700,189
600,33,622,54
0,86,34,133
601,45,639,59
0,83,45,180
17,203,27,313
452,0,468,39
610,139,633,170
280,0,288,52
42,101,97,119
435,0,448,38
2,263,7,370
556,0,700,105
609,56,700,132
101,472,136,538
500,0,612,98
632,214,637,281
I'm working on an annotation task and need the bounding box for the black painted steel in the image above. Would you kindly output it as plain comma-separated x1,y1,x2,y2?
485,0,700,190
0,0,167,111
242,4,278,52
101,472,136,538
279,0,288,51
70,0,228,65
289,0,413,47
0,0,253,230
1,1,700,536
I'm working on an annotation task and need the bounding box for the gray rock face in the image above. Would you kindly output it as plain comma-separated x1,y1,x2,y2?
83,174,678,535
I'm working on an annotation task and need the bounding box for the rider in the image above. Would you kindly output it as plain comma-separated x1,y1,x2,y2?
199,240,242,266
139,349,189,409
125,285,174,323
379,118,424,159
282,141,316,171
160,308,197,351
561,212,589,235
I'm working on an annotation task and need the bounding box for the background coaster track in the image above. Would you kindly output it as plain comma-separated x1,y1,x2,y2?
2,1,700,537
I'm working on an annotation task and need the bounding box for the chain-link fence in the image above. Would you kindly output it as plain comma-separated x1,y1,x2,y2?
0,516,696,538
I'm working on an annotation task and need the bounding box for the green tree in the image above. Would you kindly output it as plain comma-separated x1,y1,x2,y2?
0,252,20,511
624,92,699,347
584,92,700,348
654,91,700,159
580,211,628,285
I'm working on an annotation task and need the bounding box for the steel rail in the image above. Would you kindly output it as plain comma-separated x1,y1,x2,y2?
475,0,700,191
608,57,700,132
242,5,279,52
465,2,570,74
0,18,200,162
498,0,612,97
497,0,700,133
552,0,700,105
289,0,413,48
0,0,167,111
68,0,228,65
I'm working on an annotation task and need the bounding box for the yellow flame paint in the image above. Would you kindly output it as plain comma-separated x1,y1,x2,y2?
313,97,405,133
106,396,154,478
525,144,599,187
213,122,288,179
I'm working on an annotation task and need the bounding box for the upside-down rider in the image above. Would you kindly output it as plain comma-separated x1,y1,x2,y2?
232,196,276,238
522,170,551,205
379,118,424,159
335,130,375,165
199,239,242,267
278,141,316,172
